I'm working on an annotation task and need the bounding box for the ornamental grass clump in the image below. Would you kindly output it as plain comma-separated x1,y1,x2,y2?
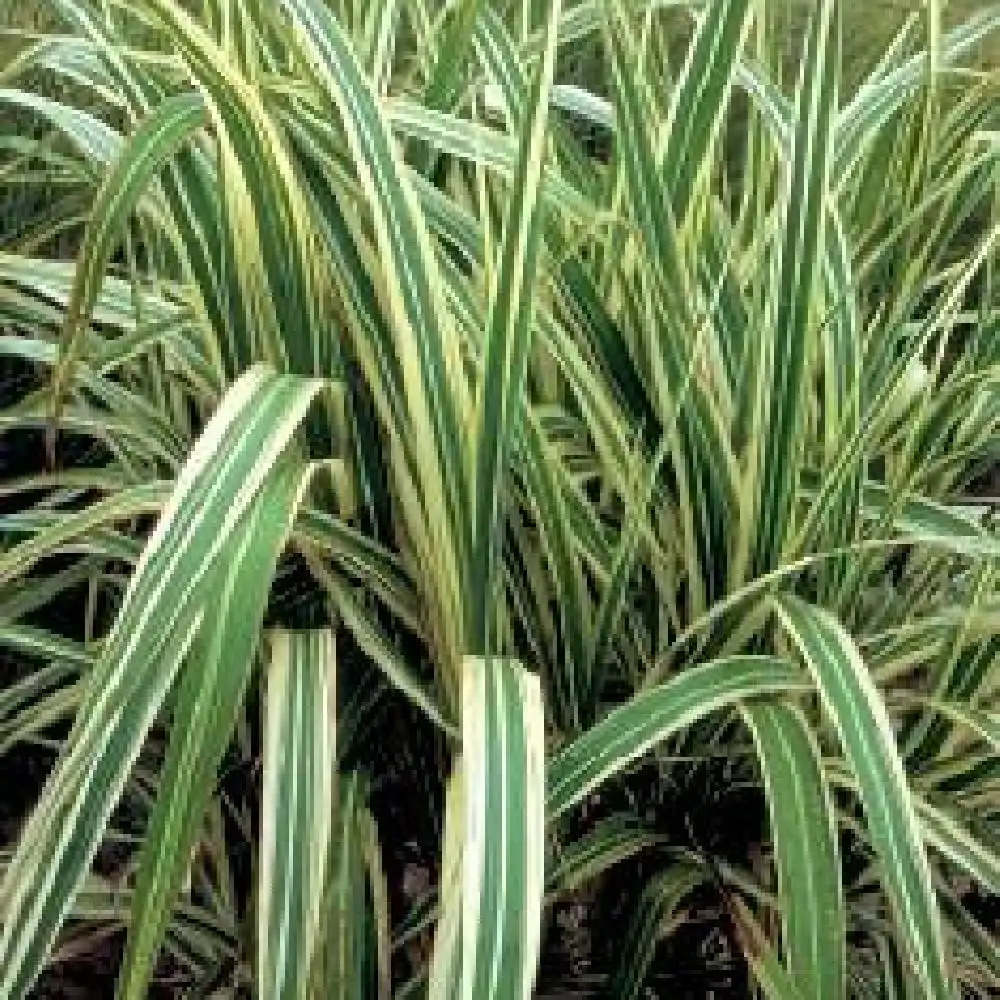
0,0,998,996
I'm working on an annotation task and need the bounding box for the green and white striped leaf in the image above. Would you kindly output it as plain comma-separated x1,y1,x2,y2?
547,813,665,899
117,460,314,1000
279,0,470,695
431,656,545,1000
609,861,705,1000
469,0,559,651
312,771,390,1000
547,657,808,819
917,798,1000,898
742,699,845,1000
51,91,206,411
773,596,951,999
661,0,754,221
0,367,320,1000
0,87,121,165
258,630,338,1000
751,0,839,576
0,483,168,589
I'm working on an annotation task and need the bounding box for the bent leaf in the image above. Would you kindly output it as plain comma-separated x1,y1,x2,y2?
0,367,320,1000
773,596,951,999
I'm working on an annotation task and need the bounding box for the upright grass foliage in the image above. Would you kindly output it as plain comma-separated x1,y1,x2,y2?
1,0,999,996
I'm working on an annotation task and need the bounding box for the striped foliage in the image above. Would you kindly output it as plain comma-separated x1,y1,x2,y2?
742,700,845,1000
258,630,337,1000
431,656,546,999
0,367,319,999
774,597,950,997
1,0,999,996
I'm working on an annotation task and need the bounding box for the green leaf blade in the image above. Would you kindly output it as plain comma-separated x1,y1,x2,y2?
0,367,319,1000
773,596,951,999
547,656,808,819
743,700,845,1000
258,630,338,1000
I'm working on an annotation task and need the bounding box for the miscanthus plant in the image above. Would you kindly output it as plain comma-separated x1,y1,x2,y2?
1,0,999,996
